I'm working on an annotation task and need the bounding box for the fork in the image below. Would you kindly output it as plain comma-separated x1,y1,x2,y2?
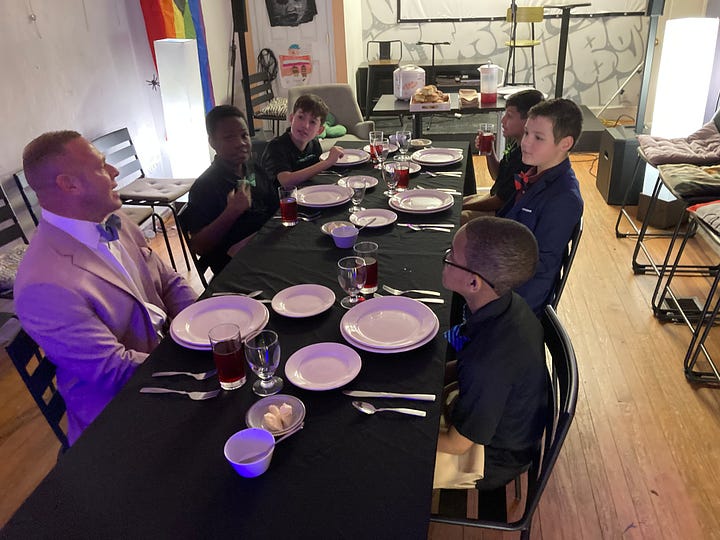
139,387,222,400
405,224,452,233
383,285,441,297
151,369,217,381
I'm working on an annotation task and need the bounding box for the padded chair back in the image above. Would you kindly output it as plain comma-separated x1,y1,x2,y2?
5,326,69,451
430,306,579,538
507,6,544,23
287,84,369,140
92,128,146,187
549,218,583,309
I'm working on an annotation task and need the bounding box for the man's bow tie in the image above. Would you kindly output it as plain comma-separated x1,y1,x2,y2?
97,214,122,242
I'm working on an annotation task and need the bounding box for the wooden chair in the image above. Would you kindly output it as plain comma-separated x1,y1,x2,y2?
549,218,584,309
245,71,288,136
504,6,544,87
91,128,193,272
431,305,579,539
5,324,69,452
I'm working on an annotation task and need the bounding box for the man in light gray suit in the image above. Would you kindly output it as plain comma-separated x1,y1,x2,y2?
14,131,197,445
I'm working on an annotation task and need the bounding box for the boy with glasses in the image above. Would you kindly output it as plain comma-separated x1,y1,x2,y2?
435,217,548,498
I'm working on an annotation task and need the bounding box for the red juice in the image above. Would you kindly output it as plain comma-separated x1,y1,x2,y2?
280,197,298,226
394,166,410,189
478,132,495,155
362,257,378,292
213,342,246,389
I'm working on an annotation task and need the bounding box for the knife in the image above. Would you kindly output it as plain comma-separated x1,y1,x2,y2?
343,390,436,401
374,294,444,304
398,223,454,228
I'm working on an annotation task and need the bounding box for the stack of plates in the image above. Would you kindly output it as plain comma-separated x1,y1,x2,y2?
339,296,439,354
170,296,270,350
389,189,454,214
320,148,370,166
296,185,353,207
411,148,463,167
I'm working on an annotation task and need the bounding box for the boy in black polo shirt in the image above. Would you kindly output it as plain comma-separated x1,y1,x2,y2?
260,93,344,187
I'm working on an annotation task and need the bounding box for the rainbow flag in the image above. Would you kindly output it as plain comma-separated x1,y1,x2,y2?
140,0,214,113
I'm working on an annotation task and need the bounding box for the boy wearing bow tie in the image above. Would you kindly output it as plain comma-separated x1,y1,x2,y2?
14,131,196,445
497,98,584,315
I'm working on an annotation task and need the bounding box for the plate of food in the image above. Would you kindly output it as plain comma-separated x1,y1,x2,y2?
245,394,306,436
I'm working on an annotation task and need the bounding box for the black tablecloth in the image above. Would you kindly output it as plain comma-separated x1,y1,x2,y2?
1,143,471,540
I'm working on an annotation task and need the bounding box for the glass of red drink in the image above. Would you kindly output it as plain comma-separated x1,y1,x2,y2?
369,130,383,164
278,186,298,227
477,123,496,156
393,160,410,190
353,241,379,294
208,323,246,390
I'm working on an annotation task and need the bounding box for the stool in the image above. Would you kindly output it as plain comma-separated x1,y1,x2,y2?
365,40,402,119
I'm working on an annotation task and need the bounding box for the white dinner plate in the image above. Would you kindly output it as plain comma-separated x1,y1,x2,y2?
271,284,336,318
321,220,353,235
363,143,399,154
245,394,306,436
383,161,421,175
296,185,353,208
170,296,270,348
320,148,370,166
337,175,379,189
389,189,454,214
285,342,362,390
349,209,397,228
411,148,463,167
339,296,439,350
340,316,439,354
169,308,270,350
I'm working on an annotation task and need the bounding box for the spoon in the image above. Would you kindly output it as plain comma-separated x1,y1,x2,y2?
351,400,426,417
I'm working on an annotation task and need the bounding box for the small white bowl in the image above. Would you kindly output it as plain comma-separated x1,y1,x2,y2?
224,428,275,478
321,220,354,235
331,225,359,248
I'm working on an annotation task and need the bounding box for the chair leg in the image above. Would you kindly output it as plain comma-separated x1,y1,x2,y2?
165,203,192,272
152,212,176,270
514,474,522,500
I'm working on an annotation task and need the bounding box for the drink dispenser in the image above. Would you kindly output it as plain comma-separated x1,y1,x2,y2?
478,61,505,104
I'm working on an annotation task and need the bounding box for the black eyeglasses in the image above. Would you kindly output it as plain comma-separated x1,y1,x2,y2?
442,248,496,290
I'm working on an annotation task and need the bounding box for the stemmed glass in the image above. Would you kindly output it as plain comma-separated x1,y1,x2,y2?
374,137,390,170
369,130,383,165
348,177,367,214
396,130,412,156
337,256,367,309
244,330,283,396
384,165,399,197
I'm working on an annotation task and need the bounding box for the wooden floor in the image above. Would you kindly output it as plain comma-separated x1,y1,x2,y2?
3,154,720,538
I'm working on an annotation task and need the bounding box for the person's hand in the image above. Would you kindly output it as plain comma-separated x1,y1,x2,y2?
225,182,252,217
324,146,345,167
474,134,481,151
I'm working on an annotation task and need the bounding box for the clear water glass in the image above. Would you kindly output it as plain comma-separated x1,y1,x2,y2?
375,138,390,170
337,256,367,309
348,177,367,213
396,130,412,155
244,330,283,396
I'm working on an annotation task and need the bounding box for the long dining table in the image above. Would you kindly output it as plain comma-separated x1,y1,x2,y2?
1,142,473,539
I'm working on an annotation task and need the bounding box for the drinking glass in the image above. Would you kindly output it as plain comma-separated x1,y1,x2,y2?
278,186,298,226
374,137,390,170
478,123,496,156
396,130,412,156
393,159,410,191
208,324,246,390
384,165,399,197
337,256,367,309
369,130,383,164
348,177,366,214
353,241,378,294
244,330,283,396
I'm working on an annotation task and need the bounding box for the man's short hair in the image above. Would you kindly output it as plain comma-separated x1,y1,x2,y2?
205,105,247,136
292,94,329,125
22,130,82,191
463,217,538,295
528,98,583,149
505,89,544,118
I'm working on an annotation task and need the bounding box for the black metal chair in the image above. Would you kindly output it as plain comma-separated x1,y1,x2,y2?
91,128,193,272
176,203,210,289
549,218,583,309
5,325,69,452
0,183,30,299
431,305,579,539
365,40,402,119
245,71,287,137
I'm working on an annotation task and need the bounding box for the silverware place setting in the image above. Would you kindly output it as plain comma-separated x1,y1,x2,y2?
397,223,454,228
382,285,441,297
139,387,222,400
401,224,453,233
152,369,217,380
352,400,427,417
343,390,436,401
373,291,444,304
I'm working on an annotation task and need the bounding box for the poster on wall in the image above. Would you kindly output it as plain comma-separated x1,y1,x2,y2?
265,0,317,27
279,44,315,88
